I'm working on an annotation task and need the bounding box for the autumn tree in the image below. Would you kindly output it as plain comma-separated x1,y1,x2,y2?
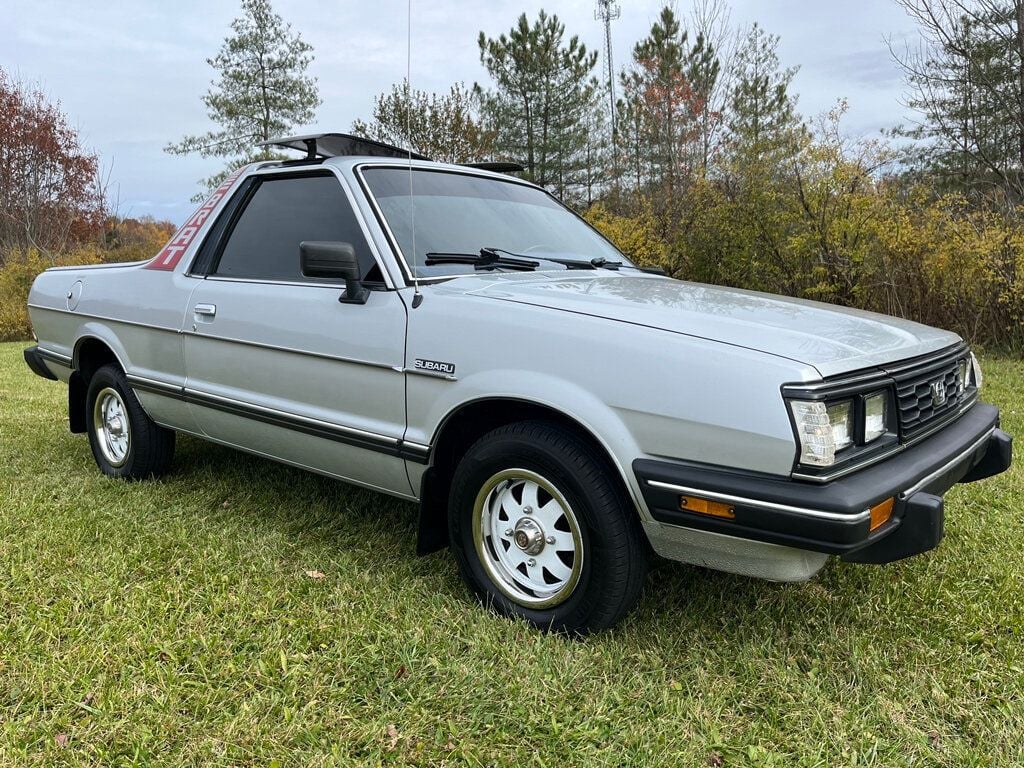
166,0,320,198
476,11,604,202
784,102,896,304
351,81,495,163
0,69,105,263
617,7,718,199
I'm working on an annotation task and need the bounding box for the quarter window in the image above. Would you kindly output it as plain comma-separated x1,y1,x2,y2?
214,174,379,282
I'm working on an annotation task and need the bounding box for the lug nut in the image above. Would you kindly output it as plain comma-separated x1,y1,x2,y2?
546,536,556,544
505,528,513,536
527,558,536,567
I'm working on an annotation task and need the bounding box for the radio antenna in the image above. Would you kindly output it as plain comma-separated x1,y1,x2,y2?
406,0,422,308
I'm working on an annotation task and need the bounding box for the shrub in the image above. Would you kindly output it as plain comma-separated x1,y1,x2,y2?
586,179,1024,351
583,202,667,269
865,192,1024,350
0,249,101,341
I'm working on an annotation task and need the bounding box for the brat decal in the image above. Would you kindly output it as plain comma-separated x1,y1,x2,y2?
144,166,249,271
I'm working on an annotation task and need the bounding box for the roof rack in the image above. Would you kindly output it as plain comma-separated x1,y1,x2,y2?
463,161,526,173
263,133,430,161
263,133,525,174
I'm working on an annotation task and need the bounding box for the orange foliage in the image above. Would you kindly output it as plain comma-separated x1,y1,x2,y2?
0,68,105,258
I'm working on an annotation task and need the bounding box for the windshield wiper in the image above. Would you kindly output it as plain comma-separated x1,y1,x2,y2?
485,247,622,270
423,248,540,272
423,247,624,273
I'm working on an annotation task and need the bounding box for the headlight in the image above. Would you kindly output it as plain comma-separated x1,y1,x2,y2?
971,352,983,389
864,392,888,443
827,401,854,451
789,399,853,466
957,358,969,394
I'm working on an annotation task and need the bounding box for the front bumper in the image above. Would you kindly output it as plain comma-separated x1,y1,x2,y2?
634,402,1011,565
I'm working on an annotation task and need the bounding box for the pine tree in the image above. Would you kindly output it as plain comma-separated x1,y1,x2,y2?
727,23,801,164
717,24,805,293
166,0,320,198
616,7,722,202
892,0,1024,207
687,30,723,177
476,11,604,203
351,82,494,163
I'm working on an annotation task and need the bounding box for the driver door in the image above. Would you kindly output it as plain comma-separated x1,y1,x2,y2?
182,170,412,496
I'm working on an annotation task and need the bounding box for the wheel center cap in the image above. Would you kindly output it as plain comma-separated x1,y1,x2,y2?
107,416,124,435
513,517,545,555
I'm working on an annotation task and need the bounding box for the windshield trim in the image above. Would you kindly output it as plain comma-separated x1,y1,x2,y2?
353,162,631,286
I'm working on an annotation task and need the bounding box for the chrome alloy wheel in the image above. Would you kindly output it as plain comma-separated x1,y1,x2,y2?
472,468,584,608
93,387,130,467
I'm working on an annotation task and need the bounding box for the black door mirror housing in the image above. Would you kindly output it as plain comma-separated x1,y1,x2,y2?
300,241,369,304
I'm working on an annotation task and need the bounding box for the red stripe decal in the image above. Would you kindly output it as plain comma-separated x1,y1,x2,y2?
144,166,249,272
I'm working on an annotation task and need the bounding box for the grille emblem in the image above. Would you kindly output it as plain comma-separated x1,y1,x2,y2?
930,380,947,406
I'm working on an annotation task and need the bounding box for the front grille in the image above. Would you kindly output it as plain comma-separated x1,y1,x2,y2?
892,347,972,438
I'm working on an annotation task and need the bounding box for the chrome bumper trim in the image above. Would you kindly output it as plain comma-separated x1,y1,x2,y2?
36,347,73,366
644,480,872,524
899,426,995,500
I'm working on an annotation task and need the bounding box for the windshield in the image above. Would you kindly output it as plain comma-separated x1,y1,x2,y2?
360,167,633,279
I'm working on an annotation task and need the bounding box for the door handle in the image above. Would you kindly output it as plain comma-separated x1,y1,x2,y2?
194,303,217,317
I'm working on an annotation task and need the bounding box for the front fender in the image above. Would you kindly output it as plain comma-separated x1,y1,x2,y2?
410,367,648,516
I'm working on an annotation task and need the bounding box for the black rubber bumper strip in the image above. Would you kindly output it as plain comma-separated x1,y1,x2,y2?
633,402,1011,560
23,345,58,381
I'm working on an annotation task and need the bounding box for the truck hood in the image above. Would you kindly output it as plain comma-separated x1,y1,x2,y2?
460,272,960,378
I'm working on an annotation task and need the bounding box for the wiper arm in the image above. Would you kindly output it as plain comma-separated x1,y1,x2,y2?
587,256,622,270
486,247,622,270
423,248,540,272
422,246,623,273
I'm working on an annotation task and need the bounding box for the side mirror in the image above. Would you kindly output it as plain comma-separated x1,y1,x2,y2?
300,241,369,304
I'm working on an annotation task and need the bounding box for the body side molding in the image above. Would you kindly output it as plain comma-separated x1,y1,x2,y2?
126,374,428,463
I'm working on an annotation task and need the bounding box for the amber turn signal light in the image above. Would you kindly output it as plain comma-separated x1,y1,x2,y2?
679,495,736,519
869,497,895,531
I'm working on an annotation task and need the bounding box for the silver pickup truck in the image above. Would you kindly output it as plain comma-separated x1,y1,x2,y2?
24,133,1012,634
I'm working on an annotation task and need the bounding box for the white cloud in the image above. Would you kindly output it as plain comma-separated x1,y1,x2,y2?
2,0,921,224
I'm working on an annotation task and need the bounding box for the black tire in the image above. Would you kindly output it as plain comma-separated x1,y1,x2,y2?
86,363,175,479
448,420,648,635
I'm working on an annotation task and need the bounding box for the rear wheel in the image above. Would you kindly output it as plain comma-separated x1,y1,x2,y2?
448,421,648,634
86,364,175,479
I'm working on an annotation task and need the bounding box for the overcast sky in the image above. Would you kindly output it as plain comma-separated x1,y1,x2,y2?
4,0,921,225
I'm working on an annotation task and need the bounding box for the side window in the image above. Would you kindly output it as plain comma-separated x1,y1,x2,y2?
213,174,381,282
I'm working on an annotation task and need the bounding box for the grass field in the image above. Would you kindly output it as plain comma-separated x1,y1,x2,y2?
1,341,1023,766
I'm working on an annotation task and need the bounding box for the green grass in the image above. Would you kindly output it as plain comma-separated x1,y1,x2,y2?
1,342,1022,767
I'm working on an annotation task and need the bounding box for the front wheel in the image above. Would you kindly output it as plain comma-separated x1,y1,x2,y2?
448,421,648,634
86,364,175,479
